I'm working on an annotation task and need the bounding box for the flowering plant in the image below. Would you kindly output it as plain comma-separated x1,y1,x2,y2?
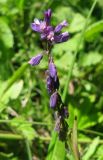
29,9,69,140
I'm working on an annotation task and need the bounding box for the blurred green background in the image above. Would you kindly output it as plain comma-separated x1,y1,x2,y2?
0,0,103,159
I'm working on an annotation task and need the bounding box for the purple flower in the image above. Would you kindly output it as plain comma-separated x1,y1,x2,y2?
50,91,59,108
28,54,43,66
31,9,69,43
54,20,68,33
49,58,57,80
54,32,69,43
44,9,52,25
31,19,47,33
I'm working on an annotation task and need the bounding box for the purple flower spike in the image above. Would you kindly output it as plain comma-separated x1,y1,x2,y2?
50,91,59,108
54,32,69,43
54,20,68,33
28,54,43,66
44,9,52,25
49,58,57,80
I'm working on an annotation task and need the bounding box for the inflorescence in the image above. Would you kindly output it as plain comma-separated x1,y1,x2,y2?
29,9,69,141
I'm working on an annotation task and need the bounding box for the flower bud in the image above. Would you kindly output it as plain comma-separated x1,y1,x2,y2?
46,75,54,94
54,20,68,33
28,54,43,66
54,32,69,43
44,9,52,25
50,91,60,108
49,58,57,80
46,75,60,94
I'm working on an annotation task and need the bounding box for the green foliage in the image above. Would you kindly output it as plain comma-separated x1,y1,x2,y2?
0,0,103,159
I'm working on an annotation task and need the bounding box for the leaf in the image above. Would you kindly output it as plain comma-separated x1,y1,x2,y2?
0,63,28,112
3,80,23,100
85,20,103,41
82,137,99,160
79,52,102,67
0,17,14,48
69,14,86,33
0,62,28,97
46,131,66,160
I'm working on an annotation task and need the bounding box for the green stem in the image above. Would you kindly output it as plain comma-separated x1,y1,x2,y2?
0,133,23,140
25,138,32,160
79,128,103,137
62,0,98,102
0,119,52,126
1,132,103,144
78,139,103,144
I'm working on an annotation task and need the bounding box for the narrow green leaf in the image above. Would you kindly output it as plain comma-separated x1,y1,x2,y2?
82,137,99,160
71,117,80,160
46,131,66,160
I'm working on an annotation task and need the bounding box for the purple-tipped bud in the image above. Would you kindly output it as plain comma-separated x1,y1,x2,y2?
28,54,43,66
44,9,52,25
54,20,68,33
54,32,69,43
50,91,59,108
49,58,57,80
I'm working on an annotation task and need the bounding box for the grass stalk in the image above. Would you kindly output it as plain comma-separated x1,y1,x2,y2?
25,138,32,160
62,0,98,102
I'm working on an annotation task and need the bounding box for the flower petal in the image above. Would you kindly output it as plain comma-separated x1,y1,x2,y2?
31,23,41,32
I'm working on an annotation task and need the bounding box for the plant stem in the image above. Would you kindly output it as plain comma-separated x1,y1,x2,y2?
1,132,103,144
0,133,23,140
25,138,32,160
0,119,52,126
62,0,98,102
79,128,103,137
